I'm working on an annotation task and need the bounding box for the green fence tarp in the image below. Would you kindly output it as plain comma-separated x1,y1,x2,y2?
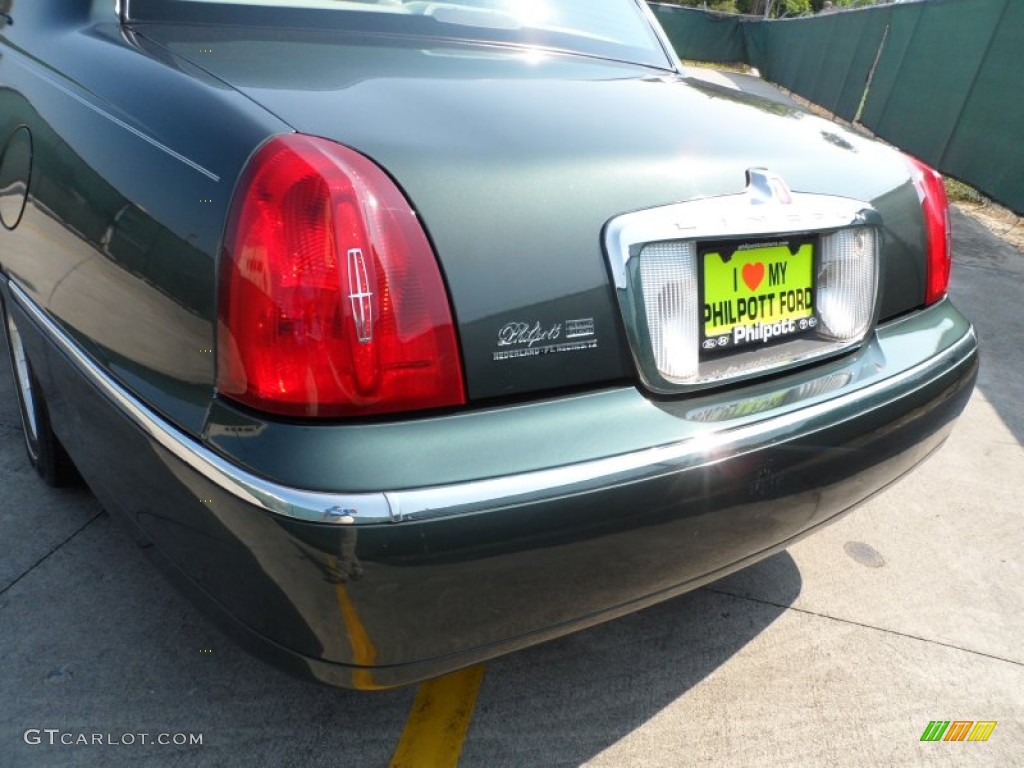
649,4,746,64
742,8,889,121
861,0,1023,212
860,0,1007,166
940,0,1024,211
825,9,890,121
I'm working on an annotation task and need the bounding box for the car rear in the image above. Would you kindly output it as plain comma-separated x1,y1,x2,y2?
1,0,978,688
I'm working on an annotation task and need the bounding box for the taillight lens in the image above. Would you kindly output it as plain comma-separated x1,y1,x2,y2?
904,154,952,305
218,134,465,418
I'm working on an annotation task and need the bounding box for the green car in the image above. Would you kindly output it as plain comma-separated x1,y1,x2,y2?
0,0,977,689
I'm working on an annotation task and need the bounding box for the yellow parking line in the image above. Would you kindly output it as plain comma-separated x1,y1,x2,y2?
333,580,389,690
389,665,486,768
329,555,387,690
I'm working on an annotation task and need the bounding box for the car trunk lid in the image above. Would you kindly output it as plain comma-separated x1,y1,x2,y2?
138,26,922,401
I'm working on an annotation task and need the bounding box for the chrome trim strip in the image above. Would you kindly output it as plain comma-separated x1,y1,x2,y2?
387,323,976,522
6,312,40,450
8,282,392,525
9,281,976,527
21,53,219,183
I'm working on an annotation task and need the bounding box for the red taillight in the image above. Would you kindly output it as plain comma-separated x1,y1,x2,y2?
904,154,952,306
217,134,465,418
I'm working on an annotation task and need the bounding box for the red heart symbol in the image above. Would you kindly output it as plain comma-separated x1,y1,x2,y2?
742,262,765,292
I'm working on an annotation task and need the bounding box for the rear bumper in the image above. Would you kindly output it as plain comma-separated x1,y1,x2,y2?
6,276,978,688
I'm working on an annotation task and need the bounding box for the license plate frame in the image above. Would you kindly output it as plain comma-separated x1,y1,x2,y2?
699,235,818,357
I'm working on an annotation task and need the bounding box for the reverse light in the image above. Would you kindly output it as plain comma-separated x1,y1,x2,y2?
217,134,465,418
816,227,877,341
637,241,699,382
904,154,952,305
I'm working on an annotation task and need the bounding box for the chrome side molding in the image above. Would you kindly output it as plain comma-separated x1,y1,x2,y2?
8,280,392,525
7,279,976,527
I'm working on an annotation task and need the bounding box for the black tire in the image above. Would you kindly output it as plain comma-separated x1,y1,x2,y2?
3,304,80,486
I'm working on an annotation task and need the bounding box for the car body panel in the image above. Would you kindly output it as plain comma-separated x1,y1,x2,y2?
0,1,288,433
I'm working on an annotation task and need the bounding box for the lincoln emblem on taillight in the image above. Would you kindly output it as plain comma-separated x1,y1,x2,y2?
219,134,464,416
347,247,374,343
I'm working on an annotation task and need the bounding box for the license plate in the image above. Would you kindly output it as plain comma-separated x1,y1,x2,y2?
700,237,816,353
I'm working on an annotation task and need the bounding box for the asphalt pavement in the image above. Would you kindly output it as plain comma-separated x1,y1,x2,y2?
1,125,1022,768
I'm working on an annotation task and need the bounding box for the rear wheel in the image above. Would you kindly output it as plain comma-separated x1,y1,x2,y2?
3,303,79,486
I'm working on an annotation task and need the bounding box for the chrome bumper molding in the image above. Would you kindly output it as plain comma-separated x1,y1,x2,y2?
386,322,976,522
9,280,977,527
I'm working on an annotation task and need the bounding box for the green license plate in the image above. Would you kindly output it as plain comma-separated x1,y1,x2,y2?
701,237,816,353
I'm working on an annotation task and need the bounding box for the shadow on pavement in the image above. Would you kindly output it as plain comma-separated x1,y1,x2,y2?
459,553,800,767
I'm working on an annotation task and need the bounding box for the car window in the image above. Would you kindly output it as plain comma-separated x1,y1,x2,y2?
148,0,673,69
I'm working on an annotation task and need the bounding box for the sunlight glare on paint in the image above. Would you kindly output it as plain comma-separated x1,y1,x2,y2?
514,0,551,28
